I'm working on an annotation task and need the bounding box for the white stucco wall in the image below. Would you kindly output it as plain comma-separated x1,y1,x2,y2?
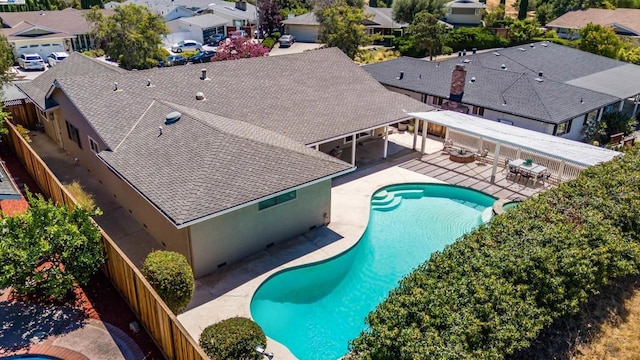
188,180,332,278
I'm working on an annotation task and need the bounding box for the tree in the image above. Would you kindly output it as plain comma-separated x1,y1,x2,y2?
0,193,104,301
408,11,447,61
482,5,506,28
518,0,529,19
579,23,624,59
317,1,376,59
258,0,283,33
85,4,169,70
392,0,446,24
199,317,267,360
142,250,194,314
0,34,13,136
212,38,270,61
535,2,555,26
508,18,543,44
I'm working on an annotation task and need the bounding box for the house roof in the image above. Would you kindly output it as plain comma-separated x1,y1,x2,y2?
98,100,352,226
363,42,636,124
53,48,432,148
2,83,28,103
115,0,257,20
0,8,110,37
411,110,620,167
171,13,229,27
444,0,486,8
35,48,431,226
16,52,126,110
546,8,640,36
282,6,411,28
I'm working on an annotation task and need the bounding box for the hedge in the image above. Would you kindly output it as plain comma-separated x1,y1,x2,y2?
199,317,266,360
348,147,640,359
445,27,509,52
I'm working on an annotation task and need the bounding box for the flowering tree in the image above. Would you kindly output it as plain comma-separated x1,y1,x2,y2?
212,38,270,61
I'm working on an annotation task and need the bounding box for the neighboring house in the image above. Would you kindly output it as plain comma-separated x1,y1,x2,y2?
106,0,257,28
0,8,110,59
442,0,485,26
166,13,229,44
280,6,438,43
546,8,640,39
364,42,640,141
17,48,433,278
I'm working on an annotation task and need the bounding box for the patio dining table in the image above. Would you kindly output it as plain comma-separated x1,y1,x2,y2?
510,159,548,175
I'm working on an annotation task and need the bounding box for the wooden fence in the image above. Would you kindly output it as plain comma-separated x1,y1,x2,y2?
4,121,209,360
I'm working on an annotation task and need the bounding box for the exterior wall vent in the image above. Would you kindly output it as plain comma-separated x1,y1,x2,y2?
196,91,205,100
165,111,181,125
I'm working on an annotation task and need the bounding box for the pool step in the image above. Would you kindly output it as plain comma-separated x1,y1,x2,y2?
371,192,395,206
372,196,402,212
372,190,389,200
393,189,425,199
480,207,494,224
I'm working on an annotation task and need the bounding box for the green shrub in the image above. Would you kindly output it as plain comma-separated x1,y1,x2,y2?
349,147,640,359
142,250,194,314
392,35,426,58
199,317,266,360
262,36,277,49
180,50,199,59
158,47,171,58
445,27,509,52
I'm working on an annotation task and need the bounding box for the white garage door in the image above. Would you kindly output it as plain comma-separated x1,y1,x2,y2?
288,25,319,43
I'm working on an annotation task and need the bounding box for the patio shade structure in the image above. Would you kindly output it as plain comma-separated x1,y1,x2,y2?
408,110,622,182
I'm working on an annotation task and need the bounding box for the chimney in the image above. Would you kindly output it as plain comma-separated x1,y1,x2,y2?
235,0,247,11
449,64,466,102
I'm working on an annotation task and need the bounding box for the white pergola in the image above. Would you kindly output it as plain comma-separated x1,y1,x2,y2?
408,110,622,183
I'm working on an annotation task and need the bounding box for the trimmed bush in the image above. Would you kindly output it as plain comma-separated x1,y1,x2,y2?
262,36,277,49
199,317,266,360
348,147,640,359
445,27,509,52
142,250,194,314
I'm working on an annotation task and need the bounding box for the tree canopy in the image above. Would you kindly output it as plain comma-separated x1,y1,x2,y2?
258,0,283,33
407,11,447,61
578,23,624,59
317,0,376,59
391,0,446,24
508,18,543,44
0,193,104,300
86,4,169,70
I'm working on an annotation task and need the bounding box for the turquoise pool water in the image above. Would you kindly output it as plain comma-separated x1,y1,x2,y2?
2,356,61,360
502,201,521,211
250,183,495,360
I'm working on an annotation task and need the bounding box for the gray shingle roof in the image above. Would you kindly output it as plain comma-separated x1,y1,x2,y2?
444,0,486,8
174,13,229,27
363,42,629,124
56,48,433,148
0,8,112,37
99,100,352,226
565,63,640,99
282,6,409,28
45,47,431,226
16,52,125,110
2,83,28,102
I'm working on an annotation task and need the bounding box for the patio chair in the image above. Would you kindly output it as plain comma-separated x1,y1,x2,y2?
475,149,489,164
443,138,454,153
520,169,534,185
507,164,519,180
536,171,551,183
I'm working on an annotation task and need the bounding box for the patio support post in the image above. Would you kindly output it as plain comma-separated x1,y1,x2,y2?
619,100,624,112
421,120,428,154
383,125,389,159
351,136,356,165
490,142,502,183
558,161,565,182
478,137,483,151
515,148,521,159
597,108,603,122
412,119,418,150
633,94,639,117
315,144,319,150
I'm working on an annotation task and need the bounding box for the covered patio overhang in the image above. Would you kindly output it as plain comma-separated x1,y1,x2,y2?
409,110,622,183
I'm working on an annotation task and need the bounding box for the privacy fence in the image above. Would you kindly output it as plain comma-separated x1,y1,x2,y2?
4,120,208,360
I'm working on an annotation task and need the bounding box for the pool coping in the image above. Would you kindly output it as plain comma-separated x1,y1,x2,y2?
178,164,444,359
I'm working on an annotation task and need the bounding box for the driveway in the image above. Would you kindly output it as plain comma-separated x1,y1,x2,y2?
268,42,325,56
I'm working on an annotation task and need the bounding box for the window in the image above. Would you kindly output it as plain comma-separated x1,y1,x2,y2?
554,119,573,136
344,130,373,144
88,136,99,154
258,191,297,210
65,120,82,149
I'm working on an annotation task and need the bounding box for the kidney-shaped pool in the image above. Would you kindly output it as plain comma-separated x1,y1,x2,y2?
250,183,495,359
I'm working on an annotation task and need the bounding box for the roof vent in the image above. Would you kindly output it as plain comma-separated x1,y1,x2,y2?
469,76,476,83
196,91,205,100
165,111,181,125
580,97,584,104
200,69,209,80
518,47,526,52
397,71,404,80
463,59,471,63
493,51,501,56
535,77,543,82
529,43,535,48
500,64,507,70
146,79,152,87
538,71,543,77
541,42,548,47
113,82,119,91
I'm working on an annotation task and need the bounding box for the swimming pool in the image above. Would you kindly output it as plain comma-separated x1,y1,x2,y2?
2,355,61,360
250,183,495,360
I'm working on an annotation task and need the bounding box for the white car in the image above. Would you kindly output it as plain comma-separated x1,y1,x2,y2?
18,53,46,70
171,40,202,53
47,52,69,67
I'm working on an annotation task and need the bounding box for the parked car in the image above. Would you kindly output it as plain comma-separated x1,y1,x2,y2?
158,55,188,67
278,34,295,47
18,53,46,70
47,51,69,67
229,30,248,39
171,40,202,53
206,34,227,46
189,50,216,63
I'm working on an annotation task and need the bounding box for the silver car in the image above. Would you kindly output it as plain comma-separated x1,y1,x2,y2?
278,35,295,47
18,53,46,70
47,51,69,67
171,40,202,53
